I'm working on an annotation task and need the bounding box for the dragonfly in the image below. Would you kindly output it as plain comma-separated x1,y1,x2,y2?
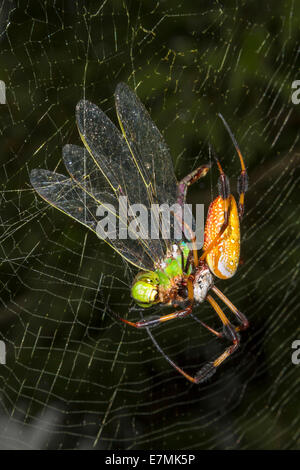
30,82,249,384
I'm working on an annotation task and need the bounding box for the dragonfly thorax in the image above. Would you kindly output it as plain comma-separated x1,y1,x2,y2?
131,246,214,308
131,242,190,308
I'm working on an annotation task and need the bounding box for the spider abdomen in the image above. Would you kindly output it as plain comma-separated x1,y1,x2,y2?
203,195,240,279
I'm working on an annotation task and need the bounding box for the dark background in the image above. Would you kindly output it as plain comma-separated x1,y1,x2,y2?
0,0,299,449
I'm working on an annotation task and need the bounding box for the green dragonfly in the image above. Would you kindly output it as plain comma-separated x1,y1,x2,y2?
30,83,249,383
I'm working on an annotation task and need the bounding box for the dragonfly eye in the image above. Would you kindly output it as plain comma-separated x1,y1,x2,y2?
131,271,159,308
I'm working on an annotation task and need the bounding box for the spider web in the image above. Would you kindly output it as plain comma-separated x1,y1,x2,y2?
0,0,299,450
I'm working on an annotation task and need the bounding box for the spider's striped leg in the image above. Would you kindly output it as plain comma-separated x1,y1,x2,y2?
195,294,240,383
237,168,248,220
146,326,201,384
218,113,248,219
115,304,193,329
176,164,210,207
145,295,237,385
212,285,249,332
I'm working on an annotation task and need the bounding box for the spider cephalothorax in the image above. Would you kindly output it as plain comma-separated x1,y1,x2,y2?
192,262,214,304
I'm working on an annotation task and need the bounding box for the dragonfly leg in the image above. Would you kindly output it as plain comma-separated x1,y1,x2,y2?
192,313,244,339
116,305,193,329
182,251,194,274
178,245,195,275
171,209,199,267
176,164,210,207
194,294,240,383
190,314,223,338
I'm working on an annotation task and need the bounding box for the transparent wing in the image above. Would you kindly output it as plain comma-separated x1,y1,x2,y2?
75,95,181,264
31,83,188,272
30,168,155,270
115,82,178,207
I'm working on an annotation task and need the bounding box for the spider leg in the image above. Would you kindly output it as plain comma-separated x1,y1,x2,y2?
176,164,210,207
186,275,195,303
194,294,240,383
145,294,238,384
174,164,210,269
145,326,201,384
114,304,193,329
212,285,249,331
218,113,248,219
136,280,199,383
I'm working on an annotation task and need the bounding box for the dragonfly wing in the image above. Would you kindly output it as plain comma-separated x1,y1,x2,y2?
31,84,193,273
76,99,146,203
62,144,112,198
115,82,178,207
75,99,169,263
115,83,195,245
30,168,155,270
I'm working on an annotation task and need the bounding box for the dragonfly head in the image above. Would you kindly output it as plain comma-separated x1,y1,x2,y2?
131,271,160,308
